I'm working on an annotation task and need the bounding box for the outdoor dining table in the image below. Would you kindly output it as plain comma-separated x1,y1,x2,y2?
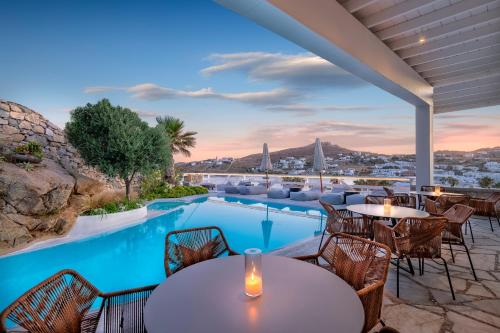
144,255,365,333
346,204,429,222
409,190,464,207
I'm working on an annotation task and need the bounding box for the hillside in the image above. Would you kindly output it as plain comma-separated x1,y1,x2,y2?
178,142,357,173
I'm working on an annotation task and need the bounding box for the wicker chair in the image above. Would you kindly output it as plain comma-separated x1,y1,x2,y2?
294,233,391,333
469,192,500,231
418,186,436,209
0,269,156,333
319,200,372,247
374,217,455,300
164,226,238,277
441,204,477,280
382,188,417,209
425,195,469,215
365,195,389,205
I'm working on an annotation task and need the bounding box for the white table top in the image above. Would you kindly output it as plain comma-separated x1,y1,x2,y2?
346,204,430,219
144,255,364,333
410,191,464,197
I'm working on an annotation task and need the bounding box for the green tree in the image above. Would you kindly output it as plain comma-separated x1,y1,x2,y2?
478,176,494,188
66,99,170,199
156,116,197,183
446,177,459,187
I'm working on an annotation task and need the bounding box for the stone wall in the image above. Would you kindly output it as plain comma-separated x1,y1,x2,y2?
0,100,118,187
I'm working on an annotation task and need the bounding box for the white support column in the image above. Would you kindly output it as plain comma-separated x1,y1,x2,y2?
415,104,434,189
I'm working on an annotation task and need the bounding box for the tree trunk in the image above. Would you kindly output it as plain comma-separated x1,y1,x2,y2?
165,160,176,184
124,178,131,201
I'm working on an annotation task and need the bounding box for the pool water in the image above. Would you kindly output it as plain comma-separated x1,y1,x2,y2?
0,196,325,312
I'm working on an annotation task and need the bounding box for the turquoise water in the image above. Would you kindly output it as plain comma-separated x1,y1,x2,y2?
0,196,325,312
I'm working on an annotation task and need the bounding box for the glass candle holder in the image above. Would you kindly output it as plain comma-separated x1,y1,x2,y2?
435,185,441,195
244,248,262,297
383,198,391,212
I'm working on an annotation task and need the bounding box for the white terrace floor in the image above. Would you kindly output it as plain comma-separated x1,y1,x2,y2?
273,214,500,333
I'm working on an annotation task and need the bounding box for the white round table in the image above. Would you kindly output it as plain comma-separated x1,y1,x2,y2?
346,204,429,219
144,255,364,333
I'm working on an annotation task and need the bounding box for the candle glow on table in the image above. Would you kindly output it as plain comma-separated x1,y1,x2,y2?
435,185,441,195
383,198,392,213
244,248,263,297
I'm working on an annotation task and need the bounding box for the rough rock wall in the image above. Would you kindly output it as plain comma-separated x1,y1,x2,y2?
0,100,122,253
0,99,118,187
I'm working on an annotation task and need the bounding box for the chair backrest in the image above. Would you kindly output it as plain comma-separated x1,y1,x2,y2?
421,185,436,192
443,204,474,224
365,195,388,205
164,226,233,277
319,233,391,290
383,187,395,197
487,192,500,203
0,269,99,333
437,194,469,212
393,217,447,259
424,197,439,214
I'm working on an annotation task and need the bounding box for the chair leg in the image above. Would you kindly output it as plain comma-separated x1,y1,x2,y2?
468,220,474,243
463,242,478,281
318,228,327,252
396,258,400,298
496,213,500,227
421,258,424,275
448,240,455,263
418,257,422,276
406,258,415,275
441,257,455,300
489,217,494,232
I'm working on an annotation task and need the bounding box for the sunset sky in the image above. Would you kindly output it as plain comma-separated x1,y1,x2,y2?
1,0,499,162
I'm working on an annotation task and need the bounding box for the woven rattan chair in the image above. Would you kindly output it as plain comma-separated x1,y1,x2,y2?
0,269,156,333
164,226,238,277
425,195,469,215
441,204,477,280
469,192,500,231
294,233,391,333
418,186,436,209
382,188,416,209
374,217,455,300
319,200,372,247
365,195,389,205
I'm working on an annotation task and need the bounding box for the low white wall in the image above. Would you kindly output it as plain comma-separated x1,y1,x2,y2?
69,206,148,238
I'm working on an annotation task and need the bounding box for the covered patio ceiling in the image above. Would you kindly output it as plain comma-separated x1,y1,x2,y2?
217,0,500,114
338,0,500,113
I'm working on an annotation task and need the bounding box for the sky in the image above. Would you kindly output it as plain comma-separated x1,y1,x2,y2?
1,0,499,162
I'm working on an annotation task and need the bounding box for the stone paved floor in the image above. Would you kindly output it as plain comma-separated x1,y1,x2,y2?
272,216,500,333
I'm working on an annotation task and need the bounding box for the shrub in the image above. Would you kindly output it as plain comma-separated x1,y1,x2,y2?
353,179,392,186
15,141,43,159
141,185,208,201
82,198,144,216
282,176,305,183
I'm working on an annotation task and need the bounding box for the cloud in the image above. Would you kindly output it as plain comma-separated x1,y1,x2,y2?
134,110,159,118
84,83,300,106
201,52,367,89
83,86,120,94
266,103,391,114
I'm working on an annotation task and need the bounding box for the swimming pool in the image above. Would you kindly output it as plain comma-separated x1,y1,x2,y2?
0,196,325,312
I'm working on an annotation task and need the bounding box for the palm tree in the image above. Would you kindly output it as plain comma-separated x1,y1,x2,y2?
156,116,197,183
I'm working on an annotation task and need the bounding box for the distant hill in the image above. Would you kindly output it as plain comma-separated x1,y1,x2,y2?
229,142,354,171
178,142,358,173
435,146,500,155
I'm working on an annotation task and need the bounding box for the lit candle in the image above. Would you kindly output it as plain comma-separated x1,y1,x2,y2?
244,248,262,297
384,198,391,213
435,185,441,195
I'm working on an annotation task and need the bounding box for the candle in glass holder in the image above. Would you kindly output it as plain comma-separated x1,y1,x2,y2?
244,248,262,297
383,198,392,213
435,185,441,195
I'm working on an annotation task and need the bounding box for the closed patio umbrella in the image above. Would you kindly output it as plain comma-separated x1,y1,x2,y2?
313,138,327,192
259,143,273,188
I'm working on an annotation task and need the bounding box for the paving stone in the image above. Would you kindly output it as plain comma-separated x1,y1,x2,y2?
447,305,500,329
467,299,500,316
382,304,444,333
447,311,500,333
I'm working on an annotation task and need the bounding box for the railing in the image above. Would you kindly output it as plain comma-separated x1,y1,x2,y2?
183,172,414,191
